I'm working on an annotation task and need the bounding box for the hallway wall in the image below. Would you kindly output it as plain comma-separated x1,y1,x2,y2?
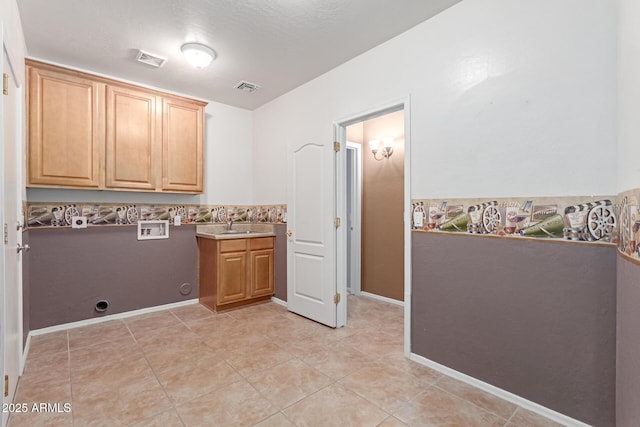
361,111,405,301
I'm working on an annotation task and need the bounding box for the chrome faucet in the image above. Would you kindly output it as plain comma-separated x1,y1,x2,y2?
227,218,233,231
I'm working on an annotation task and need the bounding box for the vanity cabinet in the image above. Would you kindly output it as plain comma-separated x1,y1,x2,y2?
198,237,274,311
26,60,206,194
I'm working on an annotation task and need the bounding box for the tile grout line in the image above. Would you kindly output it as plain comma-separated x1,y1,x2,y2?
66,331,76,427
503,407,519,426
431,383,513,424
121,317,188,427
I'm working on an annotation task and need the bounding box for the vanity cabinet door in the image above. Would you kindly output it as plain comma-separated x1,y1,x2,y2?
217,251,249,305
249,249,274,298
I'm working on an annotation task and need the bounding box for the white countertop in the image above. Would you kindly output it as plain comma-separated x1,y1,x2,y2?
196,224,275,240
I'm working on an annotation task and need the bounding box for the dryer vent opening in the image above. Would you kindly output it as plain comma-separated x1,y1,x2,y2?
95,300,110,312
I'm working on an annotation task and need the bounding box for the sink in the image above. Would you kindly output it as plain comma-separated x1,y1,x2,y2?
219,230,257,235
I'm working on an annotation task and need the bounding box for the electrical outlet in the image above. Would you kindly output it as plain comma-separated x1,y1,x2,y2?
413,211,424,228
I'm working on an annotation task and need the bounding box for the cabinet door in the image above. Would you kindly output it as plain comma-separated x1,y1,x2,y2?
249,249,274,298
162,96,204,193
218,251,248,304
106,86,160,190
28,66,103,187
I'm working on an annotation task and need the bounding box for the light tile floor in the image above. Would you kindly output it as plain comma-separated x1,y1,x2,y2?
9,295,566,427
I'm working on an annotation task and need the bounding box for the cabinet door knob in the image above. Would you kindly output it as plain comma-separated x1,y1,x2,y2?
16,244,30,254
286,230,293,237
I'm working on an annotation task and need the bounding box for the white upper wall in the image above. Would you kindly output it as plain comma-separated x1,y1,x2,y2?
618,0,640,193
253,0,618,201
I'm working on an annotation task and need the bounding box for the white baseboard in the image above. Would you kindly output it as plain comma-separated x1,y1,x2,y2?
23,299,199,371
29,299,199,337
409,353,590,427
361,291,404,307
270,296,287,307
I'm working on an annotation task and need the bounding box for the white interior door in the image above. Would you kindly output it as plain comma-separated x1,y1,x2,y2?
286,141,337,327
2,46,23,423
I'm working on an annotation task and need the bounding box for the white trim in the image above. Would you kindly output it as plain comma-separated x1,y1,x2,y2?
410,353,591,427
402,95,412,358
21,334,31,371
29,299,199,336
361,291,404,307
270,296,287,307
334,124,347,328
345,142,362,296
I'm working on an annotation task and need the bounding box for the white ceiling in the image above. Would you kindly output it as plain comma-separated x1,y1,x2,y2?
17,0,461,110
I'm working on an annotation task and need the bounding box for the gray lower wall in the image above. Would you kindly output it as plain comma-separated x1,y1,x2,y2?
26,226,198,330
274,224,287,301
411,232,616,427
616,255,640,427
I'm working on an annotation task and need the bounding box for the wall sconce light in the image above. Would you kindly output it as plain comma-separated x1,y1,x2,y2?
181,42,217,68
369,138,394,160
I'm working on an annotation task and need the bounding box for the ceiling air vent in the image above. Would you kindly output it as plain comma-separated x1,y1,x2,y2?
234,81,261,93
136,50,167,68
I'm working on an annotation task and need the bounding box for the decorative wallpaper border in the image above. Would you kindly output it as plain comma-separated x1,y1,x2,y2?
25,189,640,261
411,196,619,244
617,188,640,260
24,203,287,228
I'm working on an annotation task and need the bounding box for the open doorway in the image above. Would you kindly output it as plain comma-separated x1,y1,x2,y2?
344,110,405,304
335,100,410,352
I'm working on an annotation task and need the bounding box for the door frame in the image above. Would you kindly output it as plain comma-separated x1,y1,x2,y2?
0,25,6,426
345,141,361,296
2,28,26,424
334,96,412,356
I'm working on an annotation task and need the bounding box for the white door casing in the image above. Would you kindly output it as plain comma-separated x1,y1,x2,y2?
286,140,337,327
334,97,412,356
345,142,362,296
2,43,24,425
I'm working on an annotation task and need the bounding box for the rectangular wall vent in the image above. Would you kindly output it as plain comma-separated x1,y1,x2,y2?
234,80,261,93
136,50,167,68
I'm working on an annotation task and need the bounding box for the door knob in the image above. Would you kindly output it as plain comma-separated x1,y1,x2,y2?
286,230,293,237
16,243,29,253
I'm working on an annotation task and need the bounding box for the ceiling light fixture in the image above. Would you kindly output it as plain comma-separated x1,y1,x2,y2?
181,43,216,68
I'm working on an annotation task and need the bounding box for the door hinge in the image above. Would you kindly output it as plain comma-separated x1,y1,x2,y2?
334,293,341,304
4,224,8,244
3,73,8,95
333,141,340,152
334,217,341,228
4,375,8,397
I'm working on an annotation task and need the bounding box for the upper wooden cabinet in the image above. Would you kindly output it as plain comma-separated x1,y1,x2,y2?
27,66,103,188
26,60,207,194
162,96,204,193
106,85,160,191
